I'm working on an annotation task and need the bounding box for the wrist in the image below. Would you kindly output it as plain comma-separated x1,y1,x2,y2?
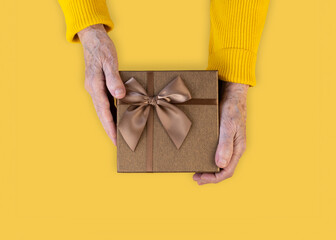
220,81,248,98
78,24,107,43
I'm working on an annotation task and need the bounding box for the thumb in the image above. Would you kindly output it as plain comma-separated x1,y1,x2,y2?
215,132,234,168
103,62,126,99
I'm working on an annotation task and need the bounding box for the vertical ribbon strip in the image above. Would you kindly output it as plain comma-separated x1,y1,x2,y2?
117,74,193,155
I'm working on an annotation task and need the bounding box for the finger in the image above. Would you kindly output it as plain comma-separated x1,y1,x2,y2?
193,172,202,181
215,128,234,168
195,169,228,185
91,78,117,145
193,131,234,184
92,93,117,145
103,60,126,99
193,173,214,185
196,139,246,185
198,173,218,185
193,132,234,184
222,138,246,176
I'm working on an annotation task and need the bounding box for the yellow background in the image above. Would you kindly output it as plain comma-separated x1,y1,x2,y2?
1,0,335,239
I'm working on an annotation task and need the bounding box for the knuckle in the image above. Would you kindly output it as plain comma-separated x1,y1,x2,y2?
84,80,92,93
91,79,104,94
238,139,247,154
214,178,221,184
95,96,109,110
241,142,247,153
227,171,234,178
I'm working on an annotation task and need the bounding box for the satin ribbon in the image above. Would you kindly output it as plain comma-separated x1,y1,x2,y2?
117,75,192,152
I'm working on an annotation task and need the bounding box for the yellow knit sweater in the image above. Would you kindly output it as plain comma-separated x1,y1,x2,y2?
58,0,269,86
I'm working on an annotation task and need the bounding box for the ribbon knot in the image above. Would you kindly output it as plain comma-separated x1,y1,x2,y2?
117,75,192,152
147,96,157,106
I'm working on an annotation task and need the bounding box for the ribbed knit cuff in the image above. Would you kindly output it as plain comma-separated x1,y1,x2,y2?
207,48,257,87
58,0,114,43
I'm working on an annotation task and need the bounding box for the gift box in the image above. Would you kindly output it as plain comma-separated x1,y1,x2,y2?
116,70,219,173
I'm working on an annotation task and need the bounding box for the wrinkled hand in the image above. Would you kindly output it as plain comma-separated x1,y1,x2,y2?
193,81,248,185
78,24,125,146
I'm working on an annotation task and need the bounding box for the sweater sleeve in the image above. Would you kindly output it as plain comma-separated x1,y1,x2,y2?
206,0,270,86
58,0,114,43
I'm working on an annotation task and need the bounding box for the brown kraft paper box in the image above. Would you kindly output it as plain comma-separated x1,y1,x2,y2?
116,70,220,173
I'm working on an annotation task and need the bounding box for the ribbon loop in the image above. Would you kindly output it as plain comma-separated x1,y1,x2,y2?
117,75,192,152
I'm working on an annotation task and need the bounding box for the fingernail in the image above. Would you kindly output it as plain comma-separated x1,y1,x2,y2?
114,88,124,97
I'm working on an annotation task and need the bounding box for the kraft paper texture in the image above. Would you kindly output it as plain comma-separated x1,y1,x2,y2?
117,70,219,173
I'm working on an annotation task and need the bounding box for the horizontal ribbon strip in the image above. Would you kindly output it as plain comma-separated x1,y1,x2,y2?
119,98,217,105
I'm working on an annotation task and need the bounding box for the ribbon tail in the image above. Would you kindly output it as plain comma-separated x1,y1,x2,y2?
117,104,150,151
155,101,192,149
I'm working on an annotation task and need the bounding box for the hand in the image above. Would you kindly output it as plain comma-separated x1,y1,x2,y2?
78,24,125,146
193,81,248,185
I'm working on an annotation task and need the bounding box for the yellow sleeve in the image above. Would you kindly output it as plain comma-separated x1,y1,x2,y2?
58,0,114,43
207,0,270,86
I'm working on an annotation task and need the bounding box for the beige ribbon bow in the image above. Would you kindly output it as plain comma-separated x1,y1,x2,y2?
117,75,192,151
